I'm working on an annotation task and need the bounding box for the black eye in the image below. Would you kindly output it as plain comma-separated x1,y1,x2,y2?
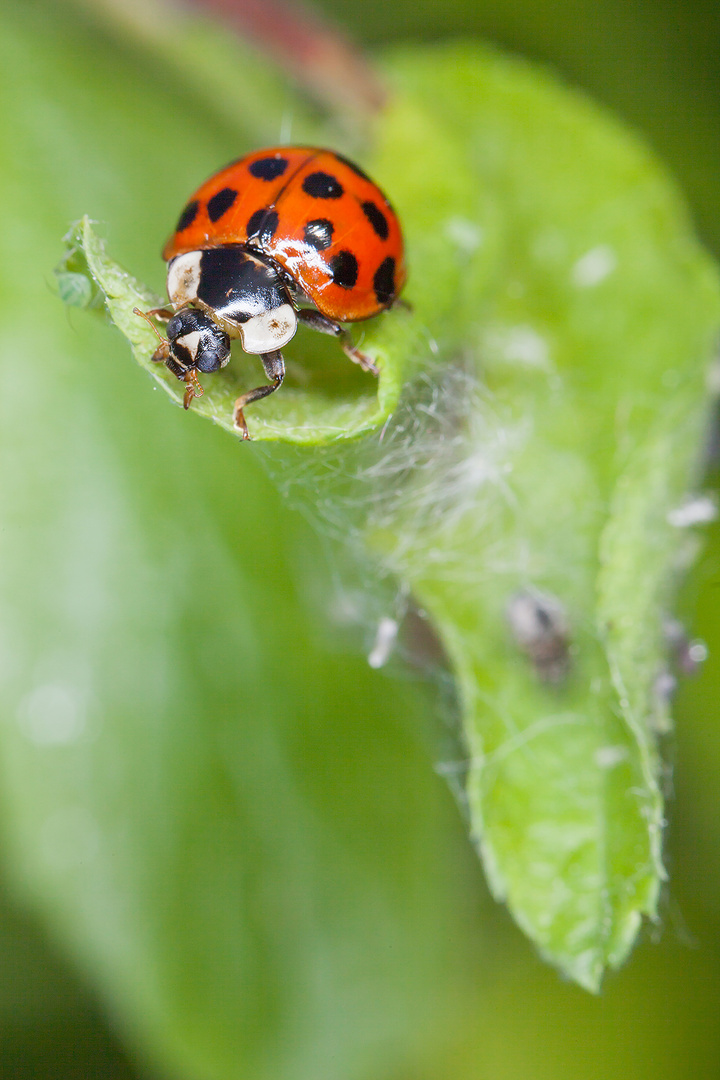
166,313,187,341
195,327,231,372
167,308,213,341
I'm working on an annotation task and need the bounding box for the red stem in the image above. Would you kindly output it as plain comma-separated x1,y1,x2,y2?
187,0,386,115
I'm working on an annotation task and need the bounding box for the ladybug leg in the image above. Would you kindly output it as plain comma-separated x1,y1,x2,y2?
133,307,172,362
233,350,285,440
139,303,195,325
297,309,379,376
392,296,413,314
182,369,204,410
152,342,170,363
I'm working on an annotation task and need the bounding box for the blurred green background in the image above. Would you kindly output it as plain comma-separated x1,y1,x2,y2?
1,0,719,1077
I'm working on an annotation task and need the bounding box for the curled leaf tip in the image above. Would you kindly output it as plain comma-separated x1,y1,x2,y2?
57,216,413,443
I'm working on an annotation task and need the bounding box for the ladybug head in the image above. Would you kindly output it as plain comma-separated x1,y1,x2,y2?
160,307,231,374
155,308,231,409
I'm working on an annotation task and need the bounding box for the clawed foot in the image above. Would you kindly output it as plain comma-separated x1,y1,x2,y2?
344,344,379,376
233,407,250,440
183,370,204,410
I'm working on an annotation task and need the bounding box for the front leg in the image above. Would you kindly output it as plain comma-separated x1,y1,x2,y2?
143,301,195,321
233,350,285,439
133,306,171,363
297,309,379,376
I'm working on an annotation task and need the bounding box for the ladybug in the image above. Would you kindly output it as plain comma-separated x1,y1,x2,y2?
138,147,406,437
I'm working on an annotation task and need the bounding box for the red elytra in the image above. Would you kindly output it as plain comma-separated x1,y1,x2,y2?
163,146,406,322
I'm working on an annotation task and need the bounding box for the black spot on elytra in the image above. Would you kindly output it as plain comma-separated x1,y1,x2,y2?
373,256,396,305
303,218,334,251
302,171,344,199
207,187,237,222
361,200,389,240
329,250,358,289
246,208,279,244
249,156,289,180
175,200,199,232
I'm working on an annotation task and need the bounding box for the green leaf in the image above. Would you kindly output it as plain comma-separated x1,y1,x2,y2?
57,27,720,993
369,45,720,987
369,45,720,988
